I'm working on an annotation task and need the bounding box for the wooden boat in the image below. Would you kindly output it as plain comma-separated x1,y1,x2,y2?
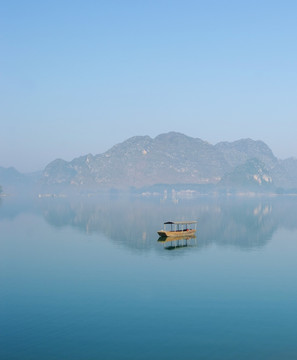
158,234,196,242
157,221,197,237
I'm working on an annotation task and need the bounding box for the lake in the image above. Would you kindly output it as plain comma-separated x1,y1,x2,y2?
1,194,297,359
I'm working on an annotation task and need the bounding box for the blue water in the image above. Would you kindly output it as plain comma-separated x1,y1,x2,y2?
1,196,297,359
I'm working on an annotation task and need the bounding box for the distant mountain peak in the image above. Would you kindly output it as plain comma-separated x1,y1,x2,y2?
155,131,189,140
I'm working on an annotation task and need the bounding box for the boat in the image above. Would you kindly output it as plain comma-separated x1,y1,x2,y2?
157,221,197,237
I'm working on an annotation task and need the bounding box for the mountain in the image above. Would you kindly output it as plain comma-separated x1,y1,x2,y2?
0,166,26,184
219,158,273,190
0,167,30,193
215,139,278,169
40,132,297,190
0,167,41,194
43,132,230,188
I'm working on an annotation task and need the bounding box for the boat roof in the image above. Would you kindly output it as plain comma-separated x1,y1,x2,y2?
164,221,197,225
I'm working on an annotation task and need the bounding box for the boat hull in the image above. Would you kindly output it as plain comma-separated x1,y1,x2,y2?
157,229,196,237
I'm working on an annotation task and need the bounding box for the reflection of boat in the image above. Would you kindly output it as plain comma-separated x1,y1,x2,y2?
157,221,197,237
158,234,196,243
158,234,197,250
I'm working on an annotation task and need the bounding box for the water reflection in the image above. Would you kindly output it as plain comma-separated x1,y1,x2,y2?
2,194,297,360
158,235,197,250
36,195,297,252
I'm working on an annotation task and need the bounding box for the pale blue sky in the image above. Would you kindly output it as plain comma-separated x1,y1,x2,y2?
1,0,297,172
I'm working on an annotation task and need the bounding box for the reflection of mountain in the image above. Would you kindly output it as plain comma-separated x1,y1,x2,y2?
0,196,40,220
198,201,276,250
39,196,297,252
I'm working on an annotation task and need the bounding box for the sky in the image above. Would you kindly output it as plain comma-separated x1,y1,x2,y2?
1,0,297,172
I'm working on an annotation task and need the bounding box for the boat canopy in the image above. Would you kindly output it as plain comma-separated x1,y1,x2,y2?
164,221,197,225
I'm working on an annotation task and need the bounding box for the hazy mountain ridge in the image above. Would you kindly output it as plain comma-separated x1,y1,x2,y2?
275,157,297,188
215,139,278,169
0,166,42,194
219,158,273,189
2,133,297,191
0,166,26,183
42,132,231,188
40,132,297,190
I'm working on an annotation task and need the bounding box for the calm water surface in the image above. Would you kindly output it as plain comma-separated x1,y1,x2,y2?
1,195,297,359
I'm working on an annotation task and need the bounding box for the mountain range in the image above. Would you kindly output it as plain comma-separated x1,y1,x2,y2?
0,166,41,194
41,132,297,191
1,132,297,192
